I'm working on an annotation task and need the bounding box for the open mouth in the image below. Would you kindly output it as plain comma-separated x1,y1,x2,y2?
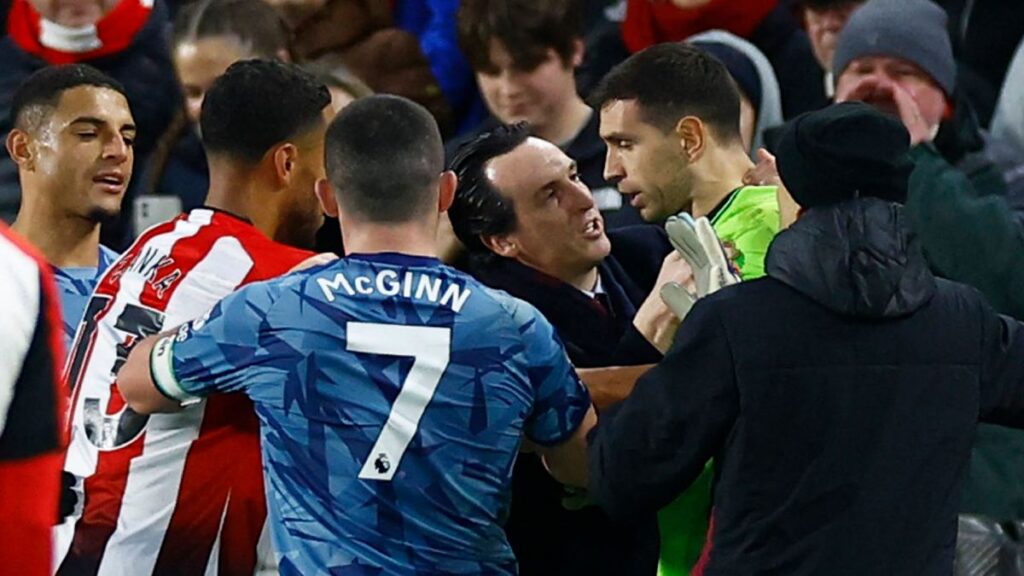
582,215,604,239
93,173,125,191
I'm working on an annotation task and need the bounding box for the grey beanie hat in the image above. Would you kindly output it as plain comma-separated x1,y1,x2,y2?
833,0,956,95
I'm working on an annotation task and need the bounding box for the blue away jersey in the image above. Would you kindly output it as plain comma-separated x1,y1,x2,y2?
55,245,117,350
150,253,591,575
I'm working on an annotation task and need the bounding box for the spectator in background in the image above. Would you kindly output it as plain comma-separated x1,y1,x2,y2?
833,0,1005,197
687,30,784,157
453,0,644,230
448,122,688,575
0,222,66,576
801,0,864,101
301,57,374,255
301,58,373,114
621,0,825,118
274,0,482,136
5,65,132,349
935,0,1024,129
142,0,293,215
833,0,1024,539
0,0,181,250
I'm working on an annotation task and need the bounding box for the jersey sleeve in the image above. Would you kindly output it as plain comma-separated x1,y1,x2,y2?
515,302,592,446
150,281,277,402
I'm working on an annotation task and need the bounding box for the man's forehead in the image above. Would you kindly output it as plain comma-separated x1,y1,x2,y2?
599,99,647,136
53,85,133,124
486,138,570,195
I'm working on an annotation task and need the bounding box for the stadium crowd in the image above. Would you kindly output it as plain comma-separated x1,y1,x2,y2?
2,0,1024,574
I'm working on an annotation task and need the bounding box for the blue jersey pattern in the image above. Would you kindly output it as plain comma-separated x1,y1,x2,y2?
55,245,117,350
157,253,591,575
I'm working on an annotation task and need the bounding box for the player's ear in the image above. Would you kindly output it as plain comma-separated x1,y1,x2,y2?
437,170,456,213
315,178,339,218
481,232,518,259
675,116,707,163
6,129,34,171
271,143,299,186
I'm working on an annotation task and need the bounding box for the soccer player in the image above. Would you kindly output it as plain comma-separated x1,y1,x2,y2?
0,223,66,576
5,64,133,348
55,60,331,575
117,94,597,574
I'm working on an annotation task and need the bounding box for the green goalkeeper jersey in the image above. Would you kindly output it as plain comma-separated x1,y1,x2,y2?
657,185,780,576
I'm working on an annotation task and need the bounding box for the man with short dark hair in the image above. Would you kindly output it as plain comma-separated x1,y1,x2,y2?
116,94,597,574
593,42,779,279
588,102,1024,576
56,59,330,575
448,121,687,575
453,0,642,228
6,64,132,348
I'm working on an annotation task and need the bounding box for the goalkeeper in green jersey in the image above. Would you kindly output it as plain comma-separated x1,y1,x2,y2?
590,42,781,575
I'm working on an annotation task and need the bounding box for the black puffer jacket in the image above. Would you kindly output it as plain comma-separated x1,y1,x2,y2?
589,198,1024,576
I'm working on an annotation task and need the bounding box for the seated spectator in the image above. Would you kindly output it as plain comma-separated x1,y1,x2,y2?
301,58,374,256
452,0,643,229
448,122,688,576
144,0,293,214
0,0,181,249
621,0,825,117
688,30,784,157
275,0,481,136
800,0,864,101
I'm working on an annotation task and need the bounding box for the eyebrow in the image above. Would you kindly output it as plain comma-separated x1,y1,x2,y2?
600,131,632,141
536,160,578,194
70,117,137,132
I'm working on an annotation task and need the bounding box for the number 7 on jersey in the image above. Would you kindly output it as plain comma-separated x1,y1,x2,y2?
347,322,451,481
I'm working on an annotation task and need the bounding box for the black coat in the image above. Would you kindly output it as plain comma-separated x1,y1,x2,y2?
468,226,670,576
590,198,1024,575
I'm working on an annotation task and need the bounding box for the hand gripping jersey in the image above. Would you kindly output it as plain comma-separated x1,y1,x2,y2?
0,224,66,576
56,208,310,576
149,253,592,575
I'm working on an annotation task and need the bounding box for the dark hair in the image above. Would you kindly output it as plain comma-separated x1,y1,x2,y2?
200,59,330,163
447,122,530,255
589,43,742,141
172,0,291,59
10,64,127,130
324,95,444,223
458,0,583,73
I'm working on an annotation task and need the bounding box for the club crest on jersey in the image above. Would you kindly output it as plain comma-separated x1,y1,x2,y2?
374,453,391,474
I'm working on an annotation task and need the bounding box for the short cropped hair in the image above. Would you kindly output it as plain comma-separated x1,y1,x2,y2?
447,122,530,256
589,43,742,142
10,64,127,131
458,0,583,73
199,59,330,163
324,95,444,223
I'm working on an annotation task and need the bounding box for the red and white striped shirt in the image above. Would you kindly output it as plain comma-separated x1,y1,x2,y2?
0,223,66,576
56,208,310,576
